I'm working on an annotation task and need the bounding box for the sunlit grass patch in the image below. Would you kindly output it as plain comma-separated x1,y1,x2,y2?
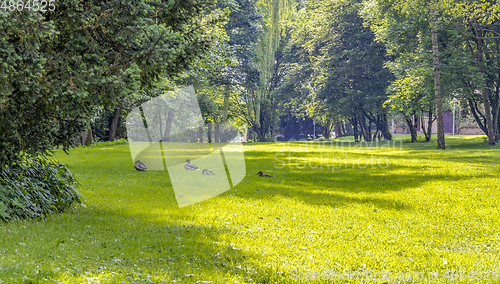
0,135,499,283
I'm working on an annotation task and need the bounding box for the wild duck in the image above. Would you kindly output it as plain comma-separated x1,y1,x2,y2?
134,160,148,171
202,169,215,175
257,171,274,178
184,159,200,170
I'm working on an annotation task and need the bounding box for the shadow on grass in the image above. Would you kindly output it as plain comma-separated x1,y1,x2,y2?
0,145,272,282
0,202,265,282
64,140,498,215
237,144,499,212
2,138,498,282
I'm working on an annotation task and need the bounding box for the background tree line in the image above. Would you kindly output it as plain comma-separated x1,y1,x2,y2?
96,0,499,148
5,0,500,165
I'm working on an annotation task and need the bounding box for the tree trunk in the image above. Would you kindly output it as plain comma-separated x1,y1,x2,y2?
480,89,495,145
334,121,342,138
372,129,380,141
421,114,428,142
214,123,220,143
496,103,500,141
405,116,417,143
321,120,333,139
491,39,500,141
139,105,152,143
414,115,419,141
207,123,213,143
199,126,204,143
468,98,488,135
422,108,433,142
108,107,121,142
358,117,365,141
85,127,93,146
360,108,390,141
254,90,262,139
254,125,266,142
223,85,230,123
381,113,392,140
359,117,371,142
431,8,445,149
476,35,496,145
427,108,434,142
351,118,359,142
494,95,500,141
162,109,174,142
257,130,265,142
368,120,372,140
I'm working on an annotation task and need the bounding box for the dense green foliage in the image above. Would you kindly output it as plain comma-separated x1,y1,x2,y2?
0,158,80,221
243,0,293,141
179,0,261,133
283,0,393,142
0,0,221,167
76,138,128,149
362,0,500,146
213,0,500,145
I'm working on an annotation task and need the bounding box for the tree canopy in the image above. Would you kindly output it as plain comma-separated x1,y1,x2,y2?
0,0,222,167
4,0,500,156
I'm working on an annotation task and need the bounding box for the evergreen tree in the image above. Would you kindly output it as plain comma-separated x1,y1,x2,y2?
0,0,221,167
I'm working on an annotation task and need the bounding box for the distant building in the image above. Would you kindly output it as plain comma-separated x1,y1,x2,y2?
392,110,485,135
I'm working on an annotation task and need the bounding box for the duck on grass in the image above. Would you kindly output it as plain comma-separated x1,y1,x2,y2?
184,159,199,170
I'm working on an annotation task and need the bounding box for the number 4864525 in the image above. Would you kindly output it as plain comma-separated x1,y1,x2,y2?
1,0,55,12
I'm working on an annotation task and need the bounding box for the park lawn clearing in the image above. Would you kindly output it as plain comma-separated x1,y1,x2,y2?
0,135,499,283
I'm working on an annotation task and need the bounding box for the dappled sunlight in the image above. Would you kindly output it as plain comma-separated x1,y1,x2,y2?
1,137,500,282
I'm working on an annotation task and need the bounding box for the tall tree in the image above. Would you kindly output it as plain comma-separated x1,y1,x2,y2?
0,0,222,167
238,0,292,141
445,1,500,145
362,0,448,148
430,4,446,149
287,0,393,142
175,0,262,141
363,0,500,147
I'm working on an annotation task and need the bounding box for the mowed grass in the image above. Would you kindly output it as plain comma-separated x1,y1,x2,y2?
0,135,499,283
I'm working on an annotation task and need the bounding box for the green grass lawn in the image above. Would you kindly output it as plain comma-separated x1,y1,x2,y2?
1,135,499,283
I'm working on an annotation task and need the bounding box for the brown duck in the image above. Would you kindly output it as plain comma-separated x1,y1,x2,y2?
134,160,148,171
184,159,200,170
257,171,274,178
202,169,215,175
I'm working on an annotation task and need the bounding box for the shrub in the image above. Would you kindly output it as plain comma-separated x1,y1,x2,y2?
0,157,81,222
78,138,128,148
